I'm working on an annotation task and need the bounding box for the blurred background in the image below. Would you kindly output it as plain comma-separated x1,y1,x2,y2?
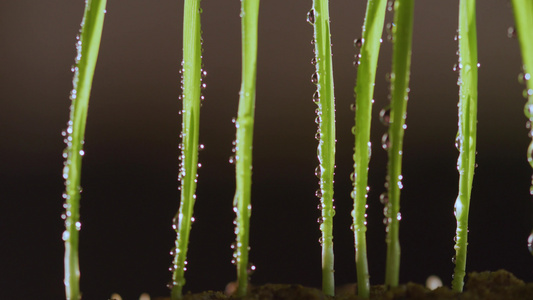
1,0,532,299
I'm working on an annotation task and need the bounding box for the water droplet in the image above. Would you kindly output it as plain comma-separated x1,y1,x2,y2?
317,217,323,224
354,53,361,66
354,38,363,48
62,230,70,241
311,57,317,65
229,156,235,164
79,150,85,156
247,263,256,275
381,133,390,150
455,135,462,150
379,107,391,126
311,72,318,84
451,255,457,264
314,166,321,178
313,91,319,104
379,192,389,205
315,189,322,198
386,22,394,38
507,26,517,39
387,0,394,11
307,9,315,25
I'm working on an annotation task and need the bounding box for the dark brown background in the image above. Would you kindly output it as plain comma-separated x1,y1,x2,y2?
1,0,532,299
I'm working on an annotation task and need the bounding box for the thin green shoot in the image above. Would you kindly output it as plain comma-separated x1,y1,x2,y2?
233,0,260,296
452,0,478,292
384,0,414,288
171,0,203,298
62,1,107,299
308,0,336,295
351,0,387,297
511,0,533,254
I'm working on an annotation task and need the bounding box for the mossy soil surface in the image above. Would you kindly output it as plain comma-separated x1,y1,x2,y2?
153,270,533,300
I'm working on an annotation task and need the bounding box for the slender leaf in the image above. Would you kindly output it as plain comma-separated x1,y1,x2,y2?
452,0,478,292
233,0,260,296
351,0,387,297
62,0,107,299
171,0,203,298
384,0,414,288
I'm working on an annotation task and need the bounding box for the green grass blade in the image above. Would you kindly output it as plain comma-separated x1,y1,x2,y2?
452,0,478,292
511,0,533,255
234,0,260,296
309,0,336,295
351,0,387,297
384,0,414,288
171,0,203,298
62,1,107,299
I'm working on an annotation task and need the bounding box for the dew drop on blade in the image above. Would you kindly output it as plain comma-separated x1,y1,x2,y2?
354,38,362,48
528,232,533,255
306,9,315,25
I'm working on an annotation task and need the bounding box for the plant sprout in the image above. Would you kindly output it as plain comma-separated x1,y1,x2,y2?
351,0,387,297
171,0,203,298
452,0,478,292
511,0,533,256
308,0,336,295
233,0,260,296
62,0,107,299
383,0,414,288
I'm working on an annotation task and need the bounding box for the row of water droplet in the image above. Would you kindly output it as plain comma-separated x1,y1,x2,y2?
518,60,533,254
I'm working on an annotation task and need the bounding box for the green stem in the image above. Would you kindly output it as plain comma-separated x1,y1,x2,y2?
171,0,203,299
234,0,259,296
384,0,414,288
352,0,387,298
452,0,478,292
62,1,107,299
309,0,336,295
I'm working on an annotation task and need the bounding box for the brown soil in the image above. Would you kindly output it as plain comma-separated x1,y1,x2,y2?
152,270,533,300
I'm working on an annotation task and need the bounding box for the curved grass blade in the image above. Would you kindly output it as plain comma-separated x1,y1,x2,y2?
351,0,387,297
308,0,336,295
171,0,203,298
511,0,533,256
233,0,260,296
452,0,478,292
62,0,107,299
384,0,414,288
